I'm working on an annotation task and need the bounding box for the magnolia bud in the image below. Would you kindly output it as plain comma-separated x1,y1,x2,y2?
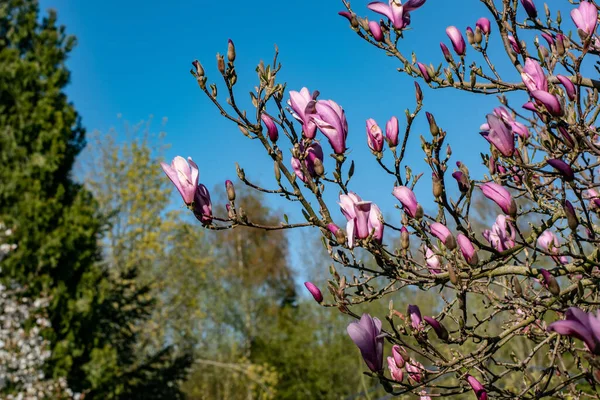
564,200,578,230
217,53,225,74
415,204,424,220
512,276,522,297
313,158,325,177
227,39,236,62
414,81,423,103
426,112,439,136
432,173,443,198
474,26,483,44
192,60,205,77
466,27,475,45
447,263,460,286
400,227,410,250
225,180,236,201
335,228,347,245
274,161,281,182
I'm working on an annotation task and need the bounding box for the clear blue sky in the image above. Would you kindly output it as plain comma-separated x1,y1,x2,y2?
38,0,580,276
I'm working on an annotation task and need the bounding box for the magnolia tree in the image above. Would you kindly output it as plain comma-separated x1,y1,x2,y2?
163,0,600,398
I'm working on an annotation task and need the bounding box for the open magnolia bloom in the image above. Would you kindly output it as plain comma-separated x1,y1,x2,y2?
181,0,600,398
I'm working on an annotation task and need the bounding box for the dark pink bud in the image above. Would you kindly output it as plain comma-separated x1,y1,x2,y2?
407,304,422,330
193,184,213,225
541,33,555,47
392,345,406,368
366,118,385,152
457,233,479,265
423,316,449,341
547,158,575,181
261,113,279,142
481,182,517,217
520,0,538,19
508,35,521,53
368,20,384,42
476,17,491,35
430,222,456,250
452,171,470,192
304,281,323,303
564,200,578,230
446,26,466,55
417,62,431,83
556,75,576,101
539,268,561,295
467,375,488,400
225,179,236,201
440,42,453,63
386,116,399,147
531,90,563,116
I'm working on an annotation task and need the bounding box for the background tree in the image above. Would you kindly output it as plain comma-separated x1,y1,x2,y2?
0,2,190,397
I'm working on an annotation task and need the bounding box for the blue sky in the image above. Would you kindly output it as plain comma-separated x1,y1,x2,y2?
38,0,581,276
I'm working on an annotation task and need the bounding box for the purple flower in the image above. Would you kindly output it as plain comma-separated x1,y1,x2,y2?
406,359,424,383
288,87,319,139
491,107,530,138
541,32,555,47
547,158,575,181
538,230,568,264
440,42,453,62
304,281,323,303
312,99,348,155
347,313,385,372
457,233,479,265
369,20,384,42
393,186,421,218
476,17,491,35
452,171,470,193
408,304,422,330
367,0,426,30
425,247,442,274
161,156,199,205
480,114,515,157
339,192,384,247
531,90,563,116
571,1,598,36
547,307,600,354
386,116,399,147
481,182,517,217
193,184,212,225
417,62,431,83
261,113,279,142
446,26,466,55
467,375,488,400
556,75,576,101
392,345,406,367
520,0,537,19
430,222,456,250
508,35,521,53
387,357,404,381
521,58,548,92
291,142,324,182
483,215,516,252
366,118,385,152
423,316,449,341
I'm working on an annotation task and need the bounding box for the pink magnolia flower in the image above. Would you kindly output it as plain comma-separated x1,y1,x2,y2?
288,87,319,138
406,359,424,383
487,107,530,138
407,304,422,330
430,222,456,249
480,113,515,157
368,20,384,42
392,345,406,367
457,233,479,265
339,192,384,247
483,215,516,252
521,58,548,92
548,307,600,354
367,0,426,30
261,113,279,142
446,26,466,55
425,247,442,274
556,75,576,101
387,356,404,381
161,156,199,205
538,230,568,264
386,116,399,147
312,99,348,154
476,17,491,35
347,314,385,372
392,186,421,218
481,182,517,217
571,1,598,36
417,62,431,83
366,118,385,152
291,142,324,182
